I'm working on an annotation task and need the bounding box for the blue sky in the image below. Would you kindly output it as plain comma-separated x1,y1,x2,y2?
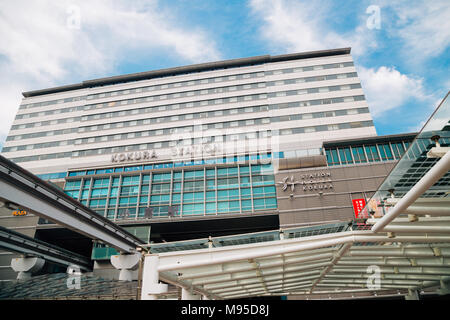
0,0,449,150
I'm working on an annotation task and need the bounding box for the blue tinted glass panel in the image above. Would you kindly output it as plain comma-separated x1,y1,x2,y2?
206,202,216,213
69,171,86,177
242,200,252,211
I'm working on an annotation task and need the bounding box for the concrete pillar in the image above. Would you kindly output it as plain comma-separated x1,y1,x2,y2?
110,252,141,281
405,289,420,300
182,288,201,300
141,254,168,300
11,256,45,280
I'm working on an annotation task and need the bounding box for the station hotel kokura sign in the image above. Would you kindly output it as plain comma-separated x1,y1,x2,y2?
277,171,333,192
111,150,157,163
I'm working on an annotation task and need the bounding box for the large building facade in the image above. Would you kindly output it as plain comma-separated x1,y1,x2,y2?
0,48,415,281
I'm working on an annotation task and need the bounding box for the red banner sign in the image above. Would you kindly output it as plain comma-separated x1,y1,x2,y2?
352,198,366,219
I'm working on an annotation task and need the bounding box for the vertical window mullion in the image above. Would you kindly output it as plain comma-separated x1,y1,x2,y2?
147,172,152,219
375,143,382,161
238,165,242,214
77,178,83,201
169,170,173,208
86,177,93,207
348,146,355,164
388,142,396,160
203,167,206,216
215,166,218,215
135,173,142,220
180,169,184,218
114,175,122,221
104,176,112,218
249,163,254,212
336,147,342,165
362,144,369,162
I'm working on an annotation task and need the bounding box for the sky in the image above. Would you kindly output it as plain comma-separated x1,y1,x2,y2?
0,0,449,151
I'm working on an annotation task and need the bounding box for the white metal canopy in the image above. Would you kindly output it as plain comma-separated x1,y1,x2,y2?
141,223,450,300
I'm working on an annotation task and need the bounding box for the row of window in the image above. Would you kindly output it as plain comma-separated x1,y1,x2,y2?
15,90,265,121
67,178,275,199
64,165,277,219
12,80,361,133
5,101,368,152
80,75,356,125
71,82,362,114
7,89,364,148
67,164,273,182
73,120,373,158
325,141,412,166
8,104,267,139
10,120,374,163
67,154,275,177
83,63,353,103
267,83,361,98
78,73,357,124
266,72,357,86
92,197,278,219
269,95,365,110
8,91,363,141
73,106,368,147
19,61,354,111
80,104,268,124
36,172,67,180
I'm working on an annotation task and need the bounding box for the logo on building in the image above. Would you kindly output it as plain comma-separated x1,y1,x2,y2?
277,176,300,192
277,171,333,192
12,210,27,216
171,143,221,158
111,150,157,163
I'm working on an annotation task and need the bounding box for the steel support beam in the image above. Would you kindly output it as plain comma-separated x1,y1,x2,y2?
0,225,92,271
0,156,143,253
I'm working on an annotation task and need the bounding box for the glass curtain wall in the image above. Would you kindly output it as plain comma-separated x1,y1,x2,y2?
64,163,277,221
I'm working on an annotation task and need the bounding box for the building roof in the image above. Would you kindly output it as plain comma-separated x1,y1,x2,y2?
22,48,351,98
323,132,418,148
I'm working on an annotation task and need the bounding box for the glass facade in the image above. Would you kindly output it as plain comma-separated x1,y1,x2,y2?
64,163,277,221
325,139,413,166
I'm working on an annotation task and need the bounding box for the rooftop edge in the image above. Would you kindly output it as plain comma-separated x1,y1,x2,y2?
22,47,351,98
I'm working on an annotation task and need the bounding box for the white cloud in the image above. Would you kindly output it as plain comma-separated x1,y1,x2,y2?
0,0,221,142
357,65,433,117
248,0,376,56
386,0,450,60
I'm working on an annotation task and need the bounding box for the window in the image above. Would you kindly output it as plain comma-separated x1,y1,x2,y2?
338,147,353,164
326,148,340,166
365,145,380,162
351,146,366,163
391,142,406,159
378,144,394,161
